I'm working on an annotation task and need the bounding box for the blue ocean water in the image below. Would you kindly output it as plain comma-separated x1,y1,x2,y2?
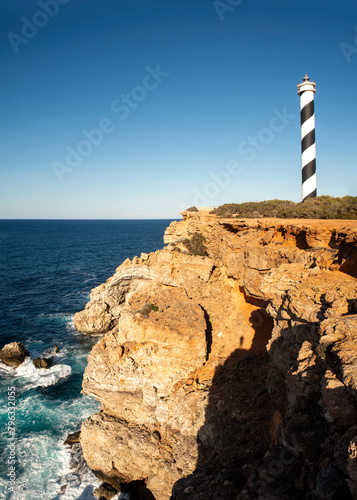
0,220,173,500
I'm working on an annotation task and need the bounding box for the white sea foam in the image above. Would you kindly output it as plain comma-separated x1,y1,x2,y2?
56,395,101,429
33,311,76,334
24,339,44,345
51,442,101,500
17,358,71,389
0,360,16,375
64,290,92,297
5,434,103,500
73,330,103,339
41,345,69,360
66,319,76,331
47,312,76,331
47,312,75,323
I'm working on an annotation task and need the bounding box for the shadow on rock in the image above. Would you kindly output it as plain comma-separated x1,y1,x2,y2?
171,308,275,499
171,309,357,499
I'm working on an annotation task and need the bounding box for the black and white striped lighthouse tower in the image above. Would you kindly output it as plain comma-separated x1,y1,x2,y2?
297,75,317,200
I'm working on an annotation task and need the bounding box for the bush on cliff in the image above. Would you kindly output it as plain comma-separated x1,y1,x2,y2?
212,196,357,219
134,303,159,318
182,232,208,256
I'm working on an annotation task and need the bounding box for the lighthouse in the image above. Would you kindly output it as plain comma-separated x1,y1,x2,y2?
297,75,317,201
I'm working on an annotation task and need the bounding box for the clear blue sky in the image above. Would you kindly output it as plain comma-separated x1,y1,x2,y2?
1,0,356,219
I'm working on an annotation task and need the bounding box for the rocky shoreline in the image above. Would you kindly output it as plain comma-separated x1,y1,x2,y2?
74,212,357,499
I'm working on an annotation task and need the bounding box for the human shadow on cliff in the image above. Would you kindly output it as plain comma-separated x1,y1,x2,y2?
170,307,275,499
171,307,357,499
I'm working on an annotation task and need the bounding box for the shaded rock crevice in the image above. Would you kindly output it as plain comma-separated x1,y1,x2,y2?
198,305,213,362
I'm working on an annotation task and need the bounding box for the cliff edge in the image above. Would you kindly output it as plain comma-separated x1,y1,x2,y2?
75,213,357,499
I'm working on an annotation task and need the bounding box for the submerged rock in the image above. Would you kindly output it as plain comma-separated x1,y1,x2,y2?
0,342,30,367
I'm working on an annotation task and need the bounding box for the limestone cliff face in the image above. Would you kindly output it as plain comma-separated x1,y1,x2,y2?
76,213,357,500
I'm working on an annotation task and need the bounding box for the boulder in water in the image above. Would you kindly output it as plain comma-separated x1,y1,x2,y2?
33,357,53,369
0,342,30,367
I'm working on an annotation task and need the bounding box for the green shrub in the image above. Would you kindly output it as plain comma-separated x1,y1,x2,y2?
211,196,357,219
182,232,207,256
134,303,159,317
316,344,326,360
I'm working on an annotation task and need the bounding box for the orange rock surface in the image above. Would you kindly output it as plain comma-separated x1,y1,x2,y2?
76,213,357,499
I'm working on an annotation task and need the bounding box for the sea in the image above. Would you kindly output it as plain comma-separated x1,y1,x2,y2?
0,219,174,500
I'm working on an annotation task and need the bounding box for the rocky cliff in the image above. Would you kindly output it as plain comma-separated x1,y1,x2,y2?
75,213,357,500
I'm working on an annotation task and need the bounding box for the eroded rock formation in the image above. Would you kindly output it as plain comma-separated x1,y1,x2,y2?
76,213,357,499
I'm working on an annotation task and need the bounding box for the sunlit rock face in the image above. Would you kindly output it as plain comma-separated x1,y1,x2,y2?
0,341,30,367
77,214,357,500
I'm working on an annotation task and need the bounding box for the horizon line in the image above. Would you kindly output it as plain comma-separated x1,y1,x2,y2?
0,217,180,221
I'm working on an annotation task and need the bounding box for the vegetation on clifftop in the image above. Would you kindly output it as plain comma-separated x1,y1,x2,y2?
212,196,357,219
